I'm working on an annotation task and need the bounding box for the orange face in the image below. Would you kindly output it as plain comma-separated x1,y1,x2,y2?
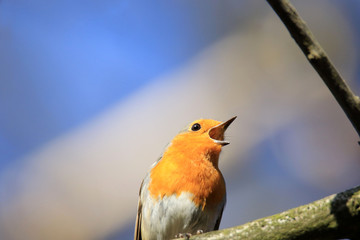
170,117,236,163
185,118,225,142
174,119,223,155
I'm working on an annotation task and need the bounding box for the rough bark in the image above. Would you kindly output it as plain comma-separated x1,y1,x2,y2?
181,186,360,240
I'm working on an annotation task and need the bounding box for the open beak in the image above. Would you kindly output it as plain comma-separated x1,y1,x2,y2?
208,116,237,146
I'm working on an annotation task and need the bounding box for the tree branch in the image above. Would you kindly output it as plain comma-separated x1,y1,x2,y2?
179,186,360,240
173,2,360,239
266,0,360,139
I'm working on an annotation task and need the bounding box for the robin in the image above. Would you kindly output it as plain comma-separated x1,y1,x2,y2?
134,117,236,240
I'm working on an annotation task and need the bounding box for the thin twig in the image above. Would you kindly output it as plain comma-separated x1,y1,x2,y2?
266,0,360,140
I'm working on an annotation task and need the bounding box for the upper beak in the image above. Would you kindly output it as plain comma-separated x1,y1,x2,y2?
208,116,237,146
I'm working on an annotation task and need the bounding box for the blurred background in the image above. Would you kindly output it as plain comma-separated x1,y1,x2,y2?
1,0,360,239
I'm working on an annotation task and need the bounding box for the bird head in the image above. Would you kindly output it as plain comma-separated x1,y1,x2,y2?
185,116,236,145
168,117,236,166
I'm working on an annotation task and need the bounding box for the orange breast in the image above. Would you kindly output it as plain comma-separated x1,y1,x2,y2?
148,134,226,209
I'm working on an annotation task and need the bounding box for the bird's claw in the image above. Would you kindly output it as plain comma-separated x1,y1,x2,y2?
196,230,203,235
174,233,192,239
174,230,203,239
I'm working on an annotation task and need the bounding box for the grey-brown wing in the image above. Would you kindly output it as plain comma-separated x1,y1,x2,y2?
134,199,142,240
134,156,162,240
213,205,224,231
134,180,144,240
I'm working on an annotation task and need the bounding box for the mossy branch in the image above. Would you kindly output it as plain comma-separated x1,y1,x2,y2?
266,0,360,139
177,186,360,240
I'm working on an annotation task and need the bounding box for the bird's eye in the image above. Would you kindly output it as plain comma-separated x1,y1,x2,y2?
191,123,201,131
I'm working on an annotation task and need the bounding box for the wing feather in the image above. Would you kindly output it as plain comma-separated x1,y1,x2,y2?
134,180,144,240
213,205,224,231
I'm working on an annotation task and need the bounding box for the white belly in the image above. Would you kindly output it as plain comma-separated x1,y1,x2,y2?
141,192,218,240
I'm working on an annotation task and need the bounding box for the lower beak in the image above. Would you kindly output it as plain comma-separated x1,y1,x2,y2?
209,116,237,146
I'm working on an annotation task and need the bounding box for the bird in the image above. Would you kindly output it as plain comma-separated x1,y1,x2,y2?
134,116,236,240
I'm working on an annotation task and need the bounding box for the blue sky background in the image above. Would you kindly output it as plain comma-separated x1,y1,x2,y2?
1,0,359,167
0,0,247,166
1,1,360,239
